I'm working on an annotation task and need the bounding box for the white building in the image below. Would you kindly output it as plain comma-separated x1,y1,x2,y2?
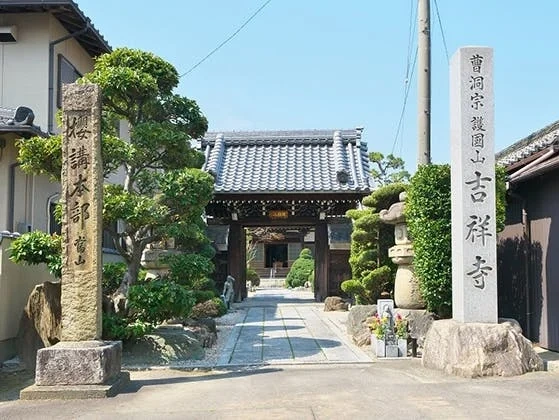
0,0,111,361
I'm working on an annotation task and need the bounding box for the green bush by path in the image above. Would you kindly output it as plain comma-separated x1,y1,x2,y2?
405,164,507,317
341,183,405,304
286,248,314,288
246,267,260,287
128,279,195,325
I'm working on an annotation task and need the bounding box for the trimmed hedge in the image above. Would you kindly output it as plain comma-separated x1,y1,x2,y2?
406,164,506,317
286,249,314,288
341,183,405,304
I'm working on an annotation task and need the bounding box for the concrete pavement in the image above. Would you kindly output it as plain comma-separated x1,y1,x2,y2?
2,286,559,419
1,362,558,419
218,288,371,366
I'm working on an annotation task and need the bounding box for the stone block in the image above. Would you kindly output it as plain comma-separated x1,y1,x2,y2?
323,296,349,312
422,319,543,378
20,372,129,400
35,341,122,385
346,305,377,337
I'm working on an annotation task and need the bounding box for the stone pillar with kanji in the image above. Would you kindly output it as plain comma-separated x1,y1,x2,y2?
21,84,128,400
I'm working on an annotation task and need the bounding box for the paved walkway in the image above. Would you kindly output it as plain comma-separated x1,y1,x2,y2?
217,287,371,366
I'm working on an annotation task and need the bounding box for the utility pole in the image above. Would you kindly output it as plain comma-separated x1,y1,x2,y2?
417,0,431,166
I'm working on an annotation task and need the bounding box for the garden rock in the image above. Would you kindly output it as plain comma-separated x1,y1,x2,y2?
422,319,544,378
395,308,435,349
323,296,349,312
190,300,221,319
347,305,376,345
123,325,205,366
183,317,217,334
16,281,61,371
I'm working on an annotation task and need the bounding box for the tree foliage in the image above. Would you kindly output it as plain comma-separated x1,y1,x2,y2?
369,152,410,187
9,231,62,279
286,248,314,288
342,183,406,304
405,164,507,317
16,48,214,303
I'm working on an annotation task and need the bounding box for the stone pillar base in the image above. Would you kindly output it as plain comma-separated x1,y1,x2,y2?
20,372,130,400
422,319,544,378
20,340,128,399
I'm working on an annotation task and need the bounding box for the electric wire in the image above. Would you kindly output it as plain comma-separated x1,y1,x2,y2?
392,0,418,155
179,0,272,78
391,47,418,155
434,0,450,63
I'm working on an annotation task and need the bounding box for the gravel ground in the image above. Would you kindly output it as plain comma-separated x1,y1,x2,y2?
123,307,247,370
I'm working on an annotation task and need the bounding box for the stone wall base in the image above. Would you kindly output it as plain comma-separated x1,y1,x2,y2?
20,371,129,400
422,319,544,378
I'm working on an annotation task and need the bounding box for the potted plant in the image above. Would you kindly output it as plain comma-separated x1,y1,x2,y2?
395,313,408,357
369,313,389,357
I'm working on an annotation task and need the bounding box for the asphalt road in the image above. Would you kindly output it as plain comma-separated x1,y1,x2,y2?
1,362,558,419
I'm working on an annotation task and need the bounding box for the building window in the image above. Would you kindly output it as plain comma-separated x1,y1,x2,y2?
48,195,61,235
102,221,118,251
57,55,82,108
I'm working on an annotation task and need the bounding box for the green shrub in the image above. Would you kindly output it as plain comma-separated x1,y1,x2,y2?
286,248,314,288
341,183,405,304
102,313,153,341
102,262,127,295
165,253,215,287
9,231,62,278
128,279,195,325
192,289,216,304
406,164,452,316
246,267,260,287
189,298,227,319
406,164,507,317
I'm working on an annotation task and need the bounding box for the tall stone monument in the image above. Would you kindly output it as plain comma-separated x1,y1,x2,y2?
450,47,497,323
21,84,128,399
421,47,543,377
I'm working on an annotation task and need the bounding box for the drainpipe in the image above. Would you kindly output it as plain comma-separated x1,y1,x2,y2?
48,25,90,133
508,189,531,339
8,162,19,232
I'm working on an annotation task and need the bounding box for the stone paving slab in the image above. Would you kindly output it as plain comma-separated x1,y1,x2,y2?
219,289,372,366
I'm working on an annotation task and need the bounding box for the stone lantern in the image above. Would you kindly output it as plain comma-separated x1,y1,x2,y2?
379,192,424,309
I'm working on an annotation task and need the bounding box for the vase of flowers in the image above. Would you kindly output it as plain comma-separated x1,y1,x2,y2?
395,313,408,357
369,313,389,357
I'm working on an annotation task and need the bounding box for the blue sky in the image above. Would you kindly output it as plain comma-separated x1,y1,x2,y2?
78,1,559,172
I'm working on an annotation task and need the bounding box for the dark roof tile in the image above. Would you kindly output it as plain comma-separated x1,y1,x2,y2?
201,129,371,194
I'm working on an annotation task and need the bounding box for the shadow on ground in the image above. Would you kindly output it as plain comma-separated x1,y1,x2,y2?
121,367,283,394
0,370,34,402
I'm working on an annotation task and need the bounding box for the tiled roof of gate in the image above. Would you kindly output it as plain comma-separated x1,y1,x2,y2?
497,120,559,167
200,129,371,194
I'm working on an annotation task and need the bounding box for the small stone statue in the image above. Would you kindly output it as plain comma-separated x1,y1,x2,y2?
221,275,235,309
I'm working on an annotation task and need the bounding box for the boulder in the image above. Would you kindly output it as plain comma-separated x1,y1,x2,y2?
346,305,377,346
16,281,61,371
123,325,205,366
422,319,544,378
395,308,435,350
190,300,222,319
323,296,349,312
183,317,217,334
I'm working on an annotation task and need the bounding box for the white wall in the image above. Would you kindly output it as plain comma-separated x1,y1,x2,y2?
0,13,50,128
0,234,56,361
0,12,97,234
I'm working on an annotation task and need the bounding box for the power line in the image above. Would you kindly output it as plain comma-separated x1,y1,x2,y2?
179,0,273,78
433,0,450,63
405,0,418,82
392,0,418,156
391,46,418,155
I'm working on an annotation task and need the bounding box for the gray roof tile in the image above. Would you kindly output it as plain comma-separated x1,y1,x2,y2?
497,120,559,167
200,129,371,194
